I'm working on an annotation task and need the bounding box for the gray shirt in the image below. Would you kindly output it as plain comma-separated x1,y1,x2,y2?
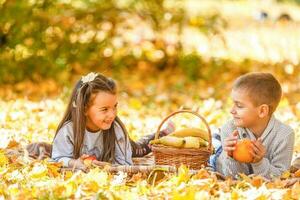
51,121,133,167
216,115,294,179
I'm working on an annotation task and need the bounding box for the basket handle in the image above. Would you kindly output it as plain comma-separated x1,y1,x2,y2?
155,109,212,152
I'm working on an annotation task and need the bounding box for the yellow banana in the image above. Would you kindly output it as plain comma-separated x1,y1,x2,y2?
183,136,209,148
183,136,200,148
198,137,209,147
170,128,209,142
150,136,185,148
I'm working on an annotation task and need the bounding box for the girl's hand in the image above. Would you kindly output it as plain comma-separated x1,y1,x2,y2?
92,160,111,167
224,130,239,157
68,154,90,172
82,155,97,167
135,147,147,157
161,120,176,136
250,138,266,163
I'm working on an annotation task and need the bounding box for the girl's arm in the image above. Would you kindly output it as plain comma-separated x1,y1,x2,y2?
130,134,153,157
114,123,133,165
67,155,90,172
131,121,175,157
26,142,52,160
113,120,175,161
51,123,75,167
52,130,90,171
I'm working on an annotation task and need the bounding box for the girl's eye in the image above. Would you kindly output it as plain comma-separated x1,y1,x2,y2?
100,108,108,112
236,104,243,108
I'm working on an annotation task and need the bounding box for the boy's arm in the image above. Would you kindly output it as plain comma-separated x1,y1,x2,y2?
217,120,248,177
251,130,294,179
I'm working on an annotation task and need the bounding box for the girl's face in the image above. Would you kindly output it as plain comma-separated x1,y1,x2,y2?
230,89,260,128
85,91,118,132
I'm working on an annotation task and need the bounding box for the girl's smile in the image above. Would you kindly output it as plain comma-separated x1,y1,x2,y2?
85,91,118,132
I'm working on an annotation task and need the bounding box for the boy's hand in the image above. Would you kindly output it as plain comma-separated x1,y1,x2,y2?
250,138,266,163
224,130,239,157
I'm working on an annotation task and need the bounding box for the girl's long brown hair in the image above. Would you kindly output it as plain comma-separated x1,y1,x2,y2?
52,73,130,163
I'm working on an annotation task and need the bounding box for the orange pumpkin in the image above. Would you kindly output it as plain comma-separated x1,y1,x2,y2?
232,139,254,163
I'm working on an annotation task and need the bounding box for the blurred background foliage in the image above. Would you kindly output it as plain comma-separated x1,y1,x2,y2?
0,0,187,83
0,0,300,107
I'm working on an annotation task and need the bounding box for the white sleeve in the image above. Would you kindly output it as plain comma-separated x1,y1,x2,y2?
51,124,74,167
114,123,133,165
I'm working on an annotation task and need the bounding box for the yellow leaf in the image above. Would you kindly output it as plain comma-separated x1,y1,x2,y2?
129,98,142,109
83,180,99,193
147,169,168,186
172,187,196,200
239,173,251,182
177,165,191,183
29,163,48,179
291,182,300,199
7,184,19,196
256,195,268,200
0,151,9,166
63,171,73,180
231,190,240,200
192,168,211,180
53,184,66,198
281,171,291,179
54,182,76,198
282,189,292,200
6,140,20,149
47,162,61,178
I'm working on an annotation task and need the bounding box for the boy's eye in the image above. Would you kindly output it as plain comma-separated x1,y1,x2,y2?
100,108,108,112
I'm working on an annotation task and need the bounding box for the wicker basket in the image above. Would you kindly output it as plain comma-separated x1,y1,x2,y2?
151,110,212,170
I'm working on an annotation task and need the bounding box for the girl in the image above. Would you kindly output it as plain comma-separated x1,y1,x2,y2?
51,72,174,171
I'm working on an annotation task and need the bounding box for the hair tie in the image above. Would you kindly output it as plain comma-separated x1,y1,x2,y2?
81,72,98,84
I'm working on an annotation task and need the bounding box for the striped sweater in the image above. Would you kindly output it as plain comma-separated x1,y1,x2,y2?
216,115,295,179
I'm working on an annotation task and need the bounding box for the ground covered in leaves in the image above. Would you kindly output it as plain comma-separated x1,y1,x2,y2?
1,86,300,199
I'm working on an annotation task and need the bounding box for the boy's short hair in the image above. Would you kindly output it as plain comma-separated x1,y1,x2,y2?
233,72,282,114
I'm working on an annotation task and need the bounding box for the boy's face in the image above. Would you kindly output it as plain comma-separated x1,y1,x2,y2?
230,89,261,128
85,91,118,132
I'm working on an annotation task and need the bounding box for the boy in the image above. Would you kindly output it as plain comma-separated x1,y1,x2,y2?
215,72,294,179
